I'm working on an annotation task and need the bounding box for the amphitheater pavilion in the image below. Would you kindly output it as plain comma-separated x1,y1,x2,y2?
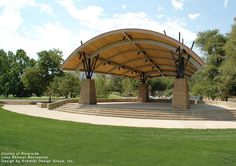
62,28,205,109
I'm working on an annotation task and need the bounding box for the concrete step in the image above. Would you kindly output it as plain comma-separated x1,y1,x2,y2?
55,109,236,121
54,103,236,121
56,107,234,116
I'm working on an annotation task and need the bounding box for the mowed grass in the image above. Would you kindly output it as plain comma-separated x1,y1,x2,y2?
1,107,236,166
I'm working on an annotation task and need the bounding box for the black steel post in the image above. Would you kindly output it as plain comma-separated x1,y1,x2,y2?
176,48,186,78
81,54,99,79
140,73,148,84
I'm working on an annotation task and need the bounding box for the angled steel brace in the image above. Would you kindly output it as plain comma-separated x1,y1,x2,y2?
81,54,99,79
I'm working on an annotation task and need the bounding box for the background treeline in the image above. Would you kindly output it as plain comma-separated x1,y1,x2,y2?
95,74,173,98
0,49,80,99
191,18,236,100
0,48,174,99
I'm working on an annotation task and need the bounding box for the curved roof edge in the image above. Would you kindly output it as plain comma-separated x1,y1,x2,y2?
62,28,205,79
63,28,204,68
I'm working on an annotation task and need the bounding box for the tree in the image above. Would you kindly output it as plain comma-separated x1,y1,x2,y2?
21,67,44,97
37,49,63,88
0,49,10,97
106,76,123,94
219,19,236,99
0,49,34,97
95,74,109,98
191,29,227,99
9,49,35,97
196,29,227,77
121,78,138,96
148,77,173,97
48,73,80,98
22,49,63,96
191,68,219,100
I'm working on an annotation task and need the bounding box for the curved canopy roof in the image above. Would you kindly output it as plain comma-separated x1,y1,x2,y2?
62,28,205,79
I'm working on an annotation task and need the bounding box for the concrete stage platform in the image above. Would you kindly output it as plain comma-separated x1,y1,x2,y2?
55,102,236,121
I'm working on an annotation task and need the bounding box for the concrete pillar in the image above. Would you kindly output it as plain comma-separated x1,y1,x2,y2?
172,78,190,109
137,84,149,102
79,79,97,104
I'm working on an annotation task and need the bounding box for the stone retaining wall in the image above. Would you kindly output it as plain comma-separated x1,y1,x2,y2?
47,98,138,110
36,102,48,108
47,99,79,110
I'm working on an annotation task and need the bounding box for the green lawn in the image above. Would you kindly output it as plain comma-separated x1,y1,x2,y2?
1,107,236,166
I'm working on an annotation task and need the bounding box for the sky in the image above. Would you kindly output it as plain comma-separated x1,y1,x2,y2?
0,0,235,59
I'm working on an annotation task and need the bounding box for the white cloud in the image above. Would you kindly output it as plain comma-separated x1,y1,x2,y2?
0,0,60,59
0,0,32,10
188,13,200,20
40,4,54,16
122,4,127,9
58,0,103,22
0,0,29,55
0,0,54,16
28,23,78,58
157,6,164,13
58,1,196,44
0,21,84,59
156,14,164,18
162,18,196,42
0,0,197,59
171,0,185,10
156,6,164,19
224,0,228,8
28,1,54,16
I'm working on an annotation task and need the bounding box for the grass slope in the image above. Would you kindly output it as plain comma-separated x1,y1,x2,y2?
1,107,236,166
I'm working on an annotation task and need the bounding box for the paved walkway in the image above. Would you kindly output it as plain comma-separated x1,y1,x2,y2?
3,105,236,129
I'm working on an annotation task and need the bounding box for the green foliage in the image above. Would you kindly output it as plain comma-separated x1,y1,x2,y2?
94,74,173,98
9,49,35,97
95,74,140,98
196,29,227,60
0,49,64,98
121,78,139,96
0,49,35,97
21,49,63,96
21,67,44,96
95,74,110,98
191,20,236,100
0,49,9,97
107,76,123,94
48,73,80,98
191,26,234,100
37,49,63,82
191,68,219,100
148,77,174,97
219,21,236,99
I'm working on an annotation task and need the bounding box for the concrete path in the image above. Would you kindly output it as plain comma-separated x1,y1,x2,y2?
3,105,236,129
